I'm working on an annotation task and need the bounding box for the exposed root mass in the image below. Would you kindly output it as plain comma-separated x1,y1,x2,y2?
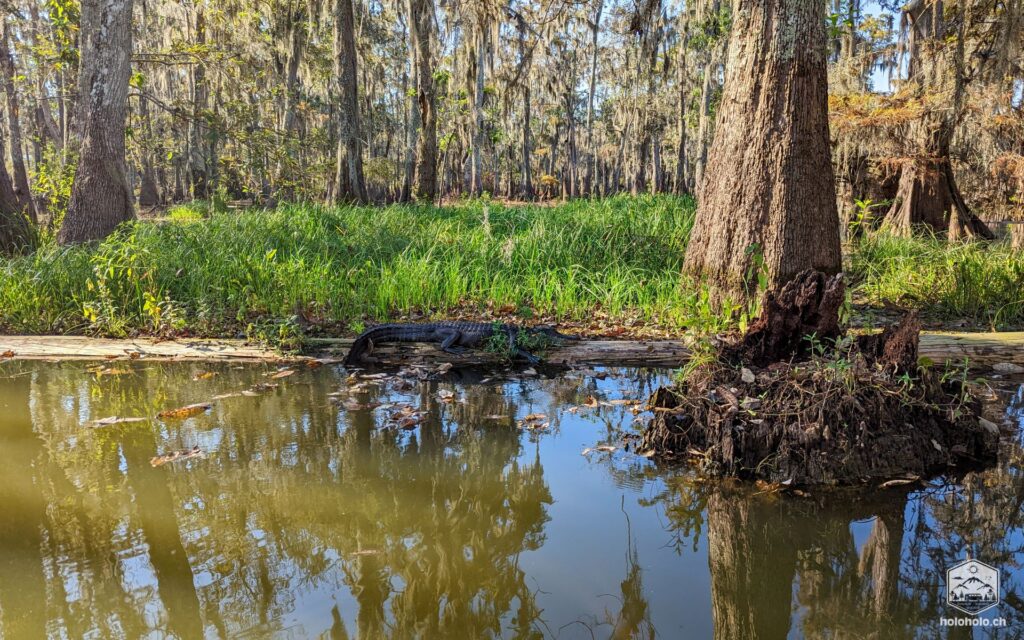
644,270,999,486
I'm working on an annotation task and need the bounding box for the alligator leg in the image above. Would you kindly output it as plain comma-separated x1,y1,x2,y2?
438,329,468,355
515,348,541,365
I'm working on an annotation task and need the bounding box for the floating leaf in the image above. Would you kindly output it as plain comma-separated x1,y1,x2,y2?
158,403,212,419
270,369,296,379
193,371,218,381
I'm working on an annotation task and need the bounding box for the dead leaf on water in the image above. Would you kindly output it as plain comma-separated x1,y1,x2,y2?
351,549,381,557
270,369,296,379
581,445,616,456
150,445,204,467
158,403,212,419
88,416,147,428
880,477,919,489
193,371,218,381
0,350,13,358
438,389,456,403
583,396,599,408
523,413,547,422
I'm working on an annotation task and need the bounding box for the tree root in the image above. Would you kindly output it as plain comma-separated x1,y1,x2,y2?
644,270,999,486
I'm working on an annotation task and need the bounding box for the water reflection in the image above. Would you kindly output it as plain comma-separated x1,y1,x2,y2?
0,361,1021,639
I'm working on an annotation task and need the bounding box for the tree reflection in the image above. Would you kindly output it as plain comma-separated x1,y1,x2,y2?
0,361,554,638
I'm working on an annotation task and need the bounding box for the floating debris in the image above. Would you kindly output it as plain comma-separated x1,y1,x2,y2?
158,403,212,419
150,445,204,467
88,416,147,428
581,445,617,456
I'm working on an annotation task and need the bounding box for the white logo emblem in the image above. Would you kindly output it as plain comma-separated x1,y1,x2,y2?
947,559,1000,615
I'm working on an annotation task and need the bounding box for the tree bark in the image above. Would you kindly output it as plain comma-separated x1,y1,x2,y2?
187,8,209,198
521,83,533,199
58,0,135,245
333,0,367,203
400,18,418,203
584,0,604,196
470,27,486,196
684,0,841,302
408,0,437,201
674,25,689,195
1,20,36,222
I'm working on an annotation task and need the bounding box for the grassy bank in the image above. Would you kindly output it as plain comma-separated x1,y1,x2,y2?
0,195,711,340
1,195,1021,344
849,232,1024,329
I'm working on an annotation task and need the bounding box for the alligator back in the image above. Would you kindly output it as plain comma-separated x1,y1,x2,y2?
344,322,500,365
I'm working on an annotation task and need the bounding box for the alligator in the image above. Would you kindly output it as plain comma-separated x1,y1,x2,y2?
343,321,578,366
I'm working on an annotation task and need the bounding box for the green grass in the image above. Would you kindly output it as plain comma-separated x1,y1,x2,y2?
849,231,1024,329
1,195,1021,342
0,195,713,337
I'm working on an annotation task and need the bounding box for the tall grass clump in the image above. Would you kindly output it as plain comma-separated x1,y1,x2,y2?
849,231,1024,328
0,194,701,336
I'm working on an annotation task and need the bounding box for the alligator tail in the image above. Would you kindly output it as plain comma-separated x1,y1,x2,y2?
344,325,400,365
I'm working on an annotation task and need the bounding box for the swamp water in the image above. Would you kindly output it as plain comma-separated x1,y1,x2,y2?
0,360,1022,640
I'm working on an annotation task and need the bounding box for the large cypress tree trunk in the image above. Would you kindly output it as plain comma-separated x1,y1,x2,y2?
408,0,437,201
333,0,367,203
684,0,841,302
880,1,991,242
58,0,135,245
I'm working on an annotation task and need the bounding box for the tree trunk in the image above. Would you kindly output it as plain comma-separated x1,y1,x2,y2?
882,126,992,242
58,0,135,245
138,94,160,207
408,0,437,201
584,0,604,197
0,136,32,254
187,8,209,198
333,0,367,203
684,0,841,302
470,27,486,196
521,83,533,199
674,27,689,195
1,21,36,222
400,21,418,203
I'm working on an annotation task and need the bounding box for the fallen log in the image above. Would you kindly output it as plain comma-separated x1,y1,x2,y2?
0,332,1019,368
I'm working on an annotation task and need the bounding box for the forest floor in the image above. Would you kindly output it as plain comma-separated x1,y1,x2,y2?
2,195,1022,349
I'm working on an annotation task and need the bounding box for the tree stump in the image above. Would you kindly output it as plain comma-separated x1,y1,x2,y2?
725,269,845,366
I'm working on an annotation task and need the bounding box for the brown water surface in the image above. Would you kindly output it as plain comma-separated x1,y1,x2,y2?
0,361,1021,639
